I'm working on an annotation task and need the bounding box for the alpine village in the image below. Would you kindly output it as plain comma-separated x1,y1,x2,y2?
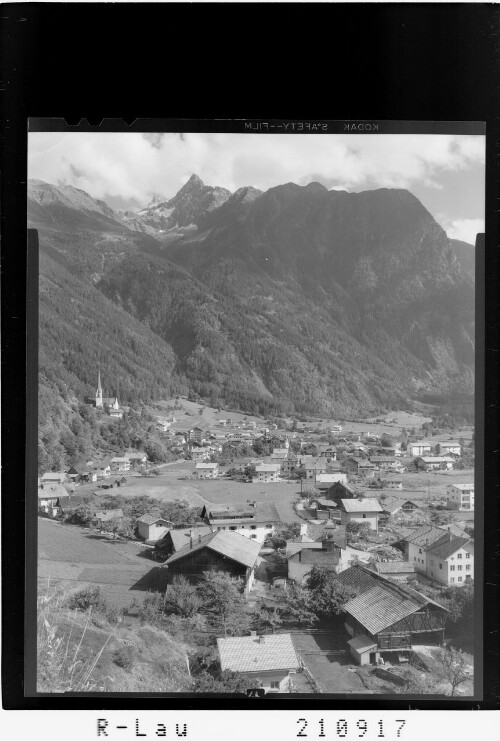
33,173,475,695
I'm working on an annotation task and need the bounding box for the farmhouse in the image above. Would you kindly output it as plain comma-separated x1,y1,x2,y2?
201,501,280,544
304,459,329,479
394,524,453,576
288,527,345,584
380,497,421,516
38,483,67,516
190,448,209,462
325,481,363,503
40,471,67,485
162,530,261,594
127,452,148,466
413,456,455,471
314,473,348,490
195,462,219,479
369,456,398,471
93,509,124,528
154,525,213,559
342,457,376,477
436,442,462,456
338,498,383,532
369,561,416,582
110,457,131,472
136,514,171,542
335,566,448,665
424,533,474,587
217,633,300,692
318,445,338,460
409,442,433,457
252,463,281,483
446,483,474,511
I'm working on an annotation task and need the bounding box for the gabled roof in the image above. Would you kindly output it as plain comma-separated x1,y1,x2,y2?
448,483,474,491
425,533,472,559
38,483,67,498
369,456,396,463
195,462,218,469
400,524,448,547
217,633,300,673
340,498,382,513
340,566,447,635
41,472,66,482
345,457,375,467
415,456,455,463
165,529,261,569
288,548,341,566
137,514,170,526
163,526,213,552
286,542,324,556
373,561,415,574
327,481,362,496
255,463,281,472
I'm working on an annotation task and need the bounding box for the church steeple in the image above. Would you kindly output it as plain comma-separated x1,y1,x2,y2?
96,366,103,408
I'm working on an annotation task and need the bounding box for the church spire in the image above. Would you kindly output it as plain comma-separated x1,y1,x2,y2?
96,365,103,407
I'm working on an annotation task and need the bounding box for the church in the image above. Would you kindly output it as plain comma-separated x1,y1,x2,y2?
94,369,122,416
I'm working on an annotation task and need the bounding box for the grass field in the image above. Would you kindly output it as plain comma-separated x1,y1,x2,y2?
38,519,159,610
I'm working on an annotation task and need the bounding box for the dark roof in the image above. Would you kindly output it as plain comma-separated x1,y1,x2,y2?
289,548,341,566
327,481,363,497
165,526,213,552
203,501,280,524
425,533,472,560
165,530,261,569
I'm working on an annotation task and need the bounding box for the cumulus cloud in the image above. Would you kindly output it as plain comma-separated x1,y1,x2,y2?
28,131,485,209
443,218,485,245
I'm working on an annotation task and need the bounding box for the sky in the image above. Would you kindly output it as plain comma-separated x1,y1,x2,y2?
28,131,485,244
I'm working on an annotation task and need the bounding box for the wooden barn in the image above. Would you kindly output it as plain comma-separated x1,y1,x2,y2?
161,529,261,594
334,565,448,665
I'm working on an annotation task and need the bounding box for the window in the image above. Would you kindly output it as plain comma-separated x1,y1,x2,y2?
458,577,463,582
419,548,422,554
440,563,443,569
450,565,455,571
414,557,416,561
457,565,462,571
230,526,237,531
266,524,272,528
466,553,471,559
457,553,462,559
450,578,455,583
270,681,280,689
250,534,257,539
250,525,257,530
466,565,471,570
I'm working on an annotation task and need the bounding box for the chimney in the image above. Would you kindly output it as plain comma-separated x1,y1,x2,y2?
259,635,265,644
250,630,257,637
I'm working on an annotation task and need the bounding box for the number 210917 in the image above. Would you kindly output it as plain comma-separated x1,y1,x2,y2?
297,719,406,739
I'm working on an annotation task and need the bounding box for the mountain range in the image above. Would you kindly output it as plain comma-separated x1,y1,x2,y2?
30,175,475,432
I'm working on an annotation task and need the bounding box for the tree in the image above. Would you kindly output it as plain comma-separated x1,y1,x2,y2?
346,520,371,544
191,669,254,693
65,504,94,525
164,576,201,618
256,602,283,633
380,433,393,448
436,646,472,696
199,571,247,636
277,583,318,628
306,565,357,620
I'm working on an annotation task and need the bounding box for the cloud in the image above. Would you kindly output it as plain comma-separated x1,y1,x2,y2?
28,131,485,209
443,218,484,244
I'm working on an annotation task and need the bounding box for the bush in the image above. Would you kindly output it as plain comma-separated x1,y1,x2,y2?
66,585,120,624
112,644,135,670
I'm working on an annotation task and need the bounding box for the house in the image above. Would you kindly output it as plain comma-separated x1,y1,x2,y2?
93,509,124,528
288,526,345,584
93,461,111,478
335,565,448,665
252,464,281,483
154,525,213,560
304,459,329,480
201,501,280,544
110,457,132,472
162,530,261,593
66,466,84,483
195,462,219,479
446,483,474,511
40,471,67,485
330,425,343,434
325,481,363,504
369,456,397,471
394,524,453,575
313,498,341,519
318,445,338,460
436,442,462,456
313,473,348,490
188,426,207,444
378,478,403,490
375,446,400,457
282,452,299,475
190,448,209,462
409,442,433,457
423,533,474,587
380,497,421,516
369,561,416,582
342,457,376,477
38,483,67,516
338,498,383,532
136,514,171,542
413,456,455,471
217,633,300,693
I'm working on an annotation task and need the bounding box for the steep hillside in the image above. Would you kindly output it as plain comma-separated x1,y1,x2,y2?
450,239,475,277
32,176,475,444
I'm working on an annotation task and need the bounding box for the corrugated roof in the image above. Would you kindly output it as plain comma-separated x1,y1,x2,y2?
165,529,261,569
137,514,169,526
426,534,471,560
255,464,281,472
334,565,380,593
286,542,324,556
217,634,300,673
417,456,455,463
340,498,383,513
167,526,213,552
344,584,427,634
402,525,448,547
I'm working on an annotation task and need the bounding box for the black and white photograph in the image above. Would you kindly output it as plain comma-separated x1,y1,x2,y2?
29,123,482,697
